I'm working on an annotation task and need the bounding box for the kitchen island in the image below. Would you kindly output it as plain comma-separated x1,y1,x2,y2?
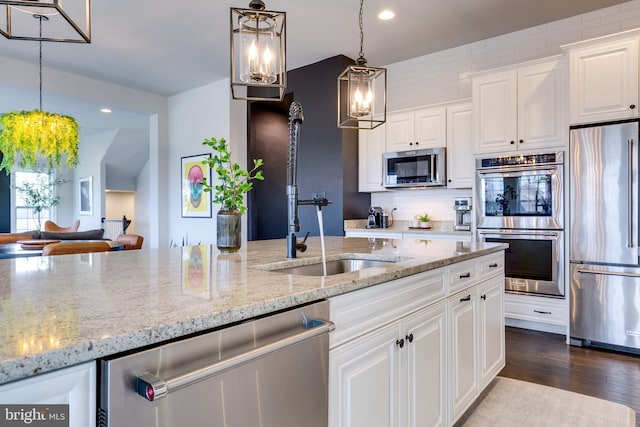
0,236,505,383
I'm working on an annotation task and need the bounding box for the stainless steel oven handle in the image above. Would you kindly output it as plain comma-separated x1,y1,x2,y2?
478,230,559,238
430,155,436,182
477,165,558,175
136,318,335,402
628,138,634,248
577,268,640,278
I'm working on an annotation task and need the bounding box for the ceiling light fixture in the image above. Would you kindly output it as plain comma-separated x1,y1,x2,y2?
378,9,395,20
100,108,111,114
0,14,79,174
338,0,386,130
230,0,286,101
0,0,91,43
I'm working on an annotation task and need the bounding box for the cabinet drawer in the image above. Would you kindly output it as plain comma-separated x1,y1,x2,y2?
504,293,566,325
477,252,504,281
449,258,478,294
330,268,446,348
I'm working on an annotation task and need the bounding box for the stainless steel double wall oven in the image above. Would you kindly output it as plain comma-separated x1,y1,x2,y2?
476,152,564,297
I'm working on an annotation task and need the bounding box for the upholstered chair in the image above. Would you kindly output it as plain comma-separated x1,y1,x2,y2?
41,241,111,256
44,220,80,232
115,234,144,250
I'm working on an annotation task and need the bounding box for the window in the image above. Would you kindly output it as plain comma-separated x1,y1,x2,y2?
14,170,54,233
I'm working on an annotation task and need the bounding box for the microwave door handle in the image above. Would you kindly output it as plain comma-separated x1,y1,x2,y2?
429,154,436,182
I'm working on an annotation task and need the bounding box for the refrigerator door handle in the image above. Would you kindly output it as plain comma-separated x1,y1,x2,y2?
577,268,640,279
629,138,634,248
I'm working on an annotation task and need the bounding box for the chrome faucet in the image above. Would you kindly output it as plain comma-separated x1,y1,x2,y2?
287,101,330,258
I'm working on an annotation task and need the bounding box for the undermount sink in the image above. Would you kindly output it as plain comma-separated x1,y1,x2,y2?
256,255,407,277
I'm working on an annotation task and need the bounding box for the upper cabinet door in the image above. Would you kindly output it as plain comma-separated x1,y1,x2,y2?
358,124,388,192
569,37,639,125
472,70,518,154
446,102,473,189
517,60,566,150
414,107,447,149
386,111,415,152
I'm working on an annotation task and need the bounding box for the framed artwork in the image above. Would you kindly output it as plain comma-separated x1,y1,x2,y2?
79,176,93,215
181,245,211,299
181,154,212,218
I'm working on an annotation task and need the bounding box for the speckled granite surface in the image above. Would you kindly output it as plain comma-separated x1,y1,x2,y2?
0,236,505,384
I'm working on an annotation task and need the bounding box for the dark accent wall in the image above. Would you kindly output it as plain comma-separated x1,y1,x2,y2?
0,153,10,232
247,55,371,240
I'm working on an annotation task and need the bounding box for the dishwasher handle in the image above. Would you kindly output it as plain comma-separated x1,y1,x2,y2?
136,318,335,401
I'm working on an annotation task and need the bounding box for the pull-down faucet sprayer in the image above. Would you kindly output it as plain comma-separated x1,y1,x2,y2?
287,101,330,258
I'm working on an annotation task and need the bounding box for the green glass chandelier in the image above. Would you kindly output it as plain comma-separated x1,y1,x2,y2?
0,14,79,174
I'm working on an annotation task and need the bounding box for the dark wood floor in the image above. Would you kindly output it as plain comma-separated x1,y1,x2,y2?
500,327,640,426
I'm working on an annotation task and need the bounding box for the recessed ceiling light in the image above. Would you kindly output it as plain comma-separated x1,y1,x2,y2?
100,108,112,114
378,9,395,20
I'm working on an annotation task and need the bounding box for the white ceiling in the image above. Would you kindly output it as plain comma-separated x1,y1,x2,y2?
0,0,633,182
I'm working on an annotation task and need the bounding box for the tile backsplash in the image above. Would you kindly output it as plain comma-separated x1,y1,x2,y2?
371,188,472,222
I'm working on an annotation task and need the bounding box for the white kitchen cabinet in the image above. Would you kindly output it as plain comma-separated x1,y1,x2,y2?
504,292,567,335
386,107,446,152
446,102,473,188
0,361,96,427
567,36,639,124
472,58,566,154
478,275,505,390
358,123,388,192
329,302,446,427
447,288,478,423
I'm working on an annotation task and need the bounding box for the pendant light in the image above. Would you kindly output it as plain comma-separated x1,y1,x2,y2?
0,0,91,43
0,14,79,174
230,0,286,101
338,0,386,130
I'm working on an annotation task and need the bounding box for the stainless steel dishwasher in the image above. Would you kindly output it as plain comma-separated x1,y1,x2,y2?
99,300,333,427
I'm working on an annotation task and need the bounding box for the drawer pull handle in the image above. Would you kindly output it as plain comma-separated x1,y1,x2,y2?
406,333,414,343
459,272,471,279
489,263,498,268
396,338,405,348
460,295,471,302
533,310,552,315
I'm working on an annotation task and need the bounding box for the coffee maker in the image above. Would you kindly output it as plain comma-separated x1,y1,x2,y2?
453,197,472,231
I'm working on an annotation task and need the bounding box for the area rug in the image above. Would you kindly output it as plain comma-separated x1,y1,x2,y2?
455,377,636,427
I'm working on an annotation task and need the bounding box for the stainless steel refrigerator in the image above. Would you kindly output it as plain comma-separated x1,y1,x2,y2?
570,119,640,352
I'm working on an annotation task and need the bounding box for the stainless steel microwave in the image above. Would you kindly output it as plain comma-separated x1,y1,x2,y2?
382,148,446,188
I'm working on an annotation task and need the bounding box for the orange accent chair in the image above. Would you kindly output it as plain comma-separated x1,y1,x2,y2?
42,241,111,256
115,234,144,250
0,233,34,244
44,220,80,232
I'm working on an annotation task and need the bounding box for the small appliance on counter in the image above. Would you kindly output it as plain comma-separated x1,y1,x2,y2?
367,206,383,228
453,197,472,231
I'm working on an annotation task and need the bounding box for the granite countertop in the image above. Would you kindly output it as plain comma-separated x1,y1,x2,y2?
0,236,505,384
344,219,473,236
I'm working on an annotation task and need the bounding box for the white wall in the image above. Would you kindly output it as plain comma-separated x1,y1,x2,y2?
135,160,151,249
167,79,233,246
105,191,136,233
371,0,640,222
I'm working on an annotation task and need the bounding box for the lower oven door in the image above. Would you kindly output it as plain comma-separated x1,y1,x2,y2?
478,229,563,297
99,301,334,427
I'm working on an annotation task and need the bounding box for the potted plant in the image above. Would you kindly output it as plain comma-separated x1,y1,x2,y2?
416,213,431,228
201,137,264,252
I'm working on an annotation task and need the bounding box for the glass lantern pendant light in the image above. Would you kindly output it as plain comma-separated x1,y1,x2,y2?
338,0,386,130
230,0,286,101
0,0,91,43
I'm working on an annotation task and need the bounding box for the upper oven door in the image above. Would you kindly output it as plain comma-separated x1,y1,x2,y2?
476,164,563,230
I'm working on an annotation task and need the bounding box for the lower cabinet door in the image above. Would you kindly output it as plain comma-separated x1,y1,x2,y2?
403,302,447,427
448,289,479,423
479,276,505,389
329,322,401,427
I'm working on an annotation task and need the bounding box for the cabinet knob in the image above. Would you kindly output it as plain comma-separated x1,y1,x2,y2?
396,338,405,348
415,142,419,145
448,179,452,183
406,333,414,343
409,142,413,146
510,140,515,145
631,104,636,110
481,294,487,300
519,139,524,144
